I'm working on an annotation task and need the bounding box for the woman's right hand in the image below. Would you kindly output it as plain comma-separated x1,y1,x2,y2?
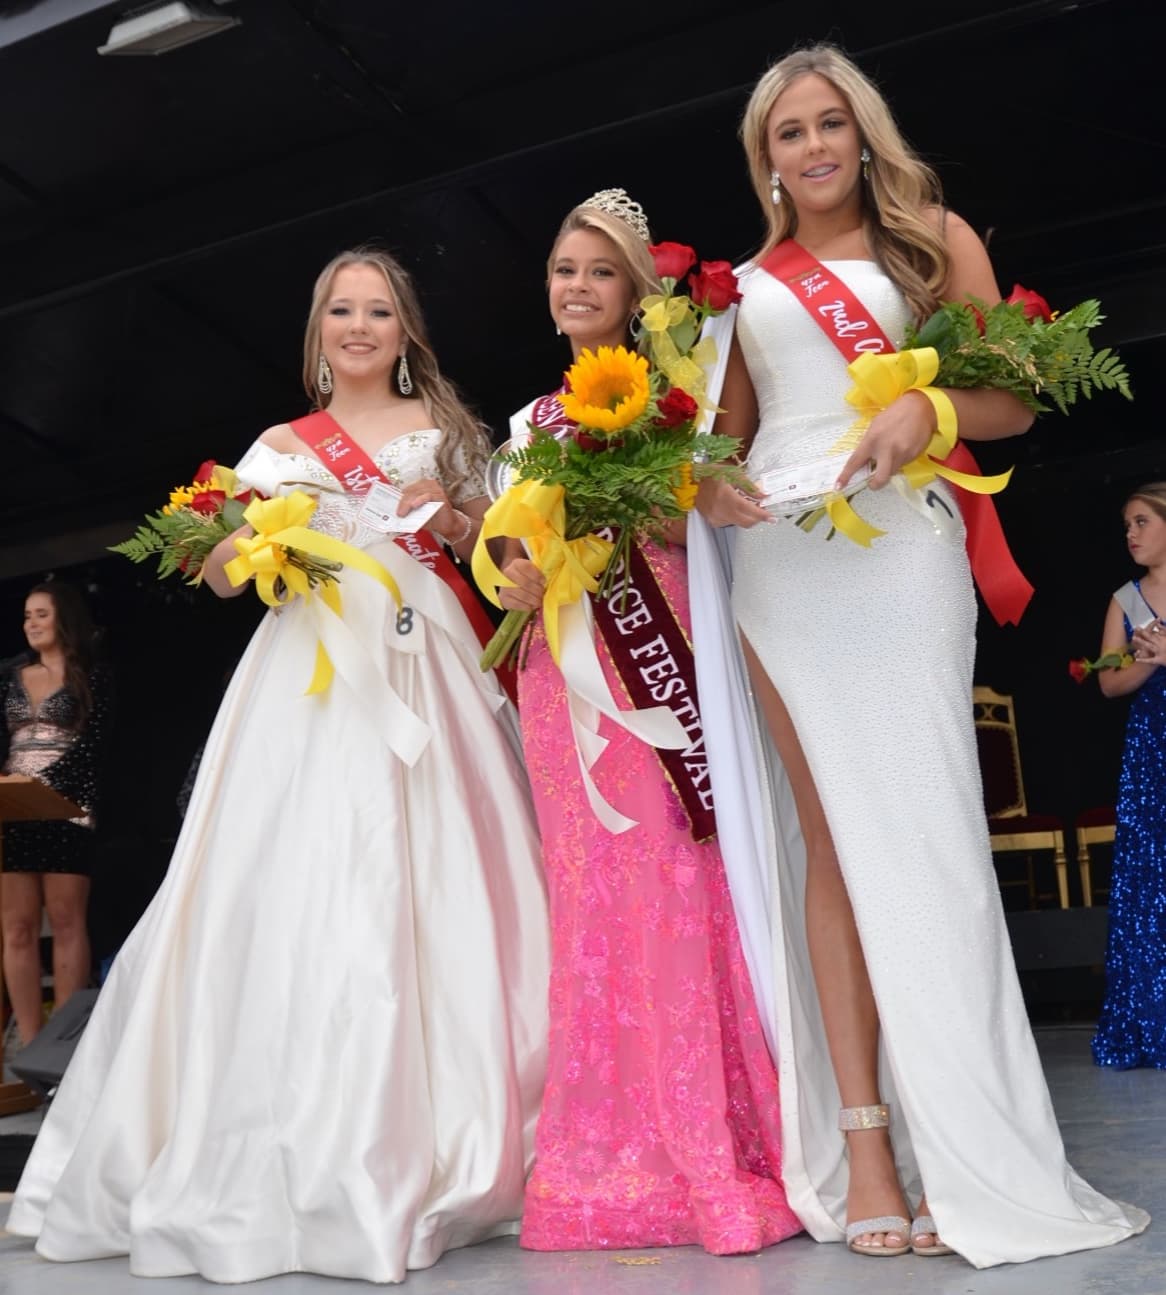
499,557,545,611
695,476,774,529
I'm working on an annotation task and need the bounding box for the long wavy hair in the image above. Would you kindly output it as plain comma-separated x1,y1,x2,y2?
302,247,490,501
740,44,950,323
25,581,95,728
1127,482,1166,524
546,201,661,325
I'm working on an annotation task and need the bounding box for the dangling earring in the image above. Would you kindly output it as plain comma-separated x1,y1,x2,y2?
317,353,333,395
770,170,781,205
397,352,413,396
555,325,562,337
860,146,871,181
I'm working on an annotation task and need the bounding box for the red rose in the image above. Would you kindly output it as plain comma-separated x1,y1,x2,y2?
689,260,743,312
649,241,697,281
188,488,226,516
1068,658,1089,684
968,303,987,336
654,386,699,428
574,429,607,453
194,459,218,484
1006,284,1053,324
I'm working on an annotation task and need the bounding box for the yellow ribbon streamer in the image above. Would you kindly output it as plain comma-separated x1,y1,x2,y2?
841,345,1013,503
224,492,402,693
472,480,613,665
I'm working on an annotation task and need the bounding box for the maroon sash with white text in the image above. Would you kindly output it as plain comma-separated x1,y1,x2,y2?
291,410,517,704
527,392,716,841
758,240,1034,626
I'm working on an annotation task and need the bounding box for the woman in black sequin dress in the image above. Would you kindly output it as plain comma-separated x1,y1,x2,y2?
1,582,107,1046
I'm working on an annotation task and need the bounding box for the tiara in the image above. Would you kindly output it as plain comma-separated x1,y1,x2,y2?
579,188,651,241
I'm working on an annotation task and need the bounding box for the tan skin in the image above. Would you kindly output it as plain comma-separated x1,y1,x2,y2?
498,227,682,613
203,264,486,598
698,73,1034,1252
2,594,92,1044
1097,500,1166,696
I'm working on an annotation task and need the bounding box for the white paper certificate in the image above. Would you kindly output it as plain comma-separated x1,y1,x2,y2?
358,481,443,534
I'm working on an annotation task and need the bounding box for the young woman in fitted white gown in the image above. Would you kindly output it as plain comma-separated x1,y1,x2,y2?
8,248,549,1284
694,44,1148,1268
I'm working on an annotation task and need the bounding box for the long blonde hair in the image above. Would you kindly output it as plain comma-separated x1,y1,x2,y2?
546,202,661,314
740,44,949,322
302,247,490,500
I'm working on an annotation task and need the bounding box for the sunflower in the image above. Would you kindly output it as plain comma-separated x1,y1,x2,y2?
558,345,650,434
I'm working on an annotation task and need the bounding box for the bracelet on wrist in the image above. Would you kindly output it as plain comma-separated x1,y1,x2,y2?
444,509,473,546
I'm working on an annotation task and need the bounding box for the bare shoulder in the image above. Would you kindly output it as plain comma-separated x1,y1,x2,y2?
926,207,1001,304
257,422,299,452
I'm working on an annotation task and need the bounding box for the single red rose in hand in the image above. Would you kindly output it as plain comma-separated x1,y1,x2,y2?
188,488,227,515
649,241,697,280
654,386,699,428
194,459,218,484
1006,284,1053,324
689,260,743,311
1068,658,1089,684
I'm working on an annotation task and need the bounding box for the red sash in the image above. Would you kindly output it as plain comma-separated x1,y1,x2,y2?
759,240,1034,626
291,410,517,703
528,394,716,841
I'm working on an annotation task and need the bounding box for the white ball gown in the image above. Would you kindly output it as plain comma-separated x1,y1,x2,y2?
8,432,550,1284
688,261,1149,1268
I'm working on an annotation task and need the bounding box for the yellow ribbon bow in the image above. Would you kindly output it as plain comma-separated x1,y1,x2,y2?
224,491,402,693
473,480,613,664
819,346,1013,547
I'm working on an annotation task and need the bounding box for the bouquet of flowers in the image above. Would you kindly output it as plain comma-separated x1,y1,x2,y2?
110,459,341,597
795,284,1133,545
474,243,746,669
906,285,1132,412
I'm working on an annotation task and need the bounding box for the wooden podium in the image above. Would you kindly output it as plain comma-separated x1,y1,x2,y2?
0,774,84,1114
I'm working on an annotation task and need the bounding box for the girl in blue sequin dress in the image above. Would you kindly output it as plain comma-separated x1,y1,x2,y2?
1092,482,1166,1069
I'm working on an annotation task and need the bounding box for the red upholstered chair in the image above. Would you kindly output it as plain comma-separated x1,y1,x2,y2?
973,686,1070,908
1074,806,1115,907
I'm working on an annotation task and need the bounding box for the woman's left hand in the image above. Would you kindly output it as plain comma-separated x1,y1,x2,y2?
396,477,462,541
1131,621,1166,666
836,390,936,491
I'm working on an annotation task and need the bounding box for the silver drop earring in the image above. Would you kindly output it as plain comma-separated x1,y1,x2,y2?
860,146,871,181
317,353,333,395
397,352,413,396
555,325,562,337
770,170,781,206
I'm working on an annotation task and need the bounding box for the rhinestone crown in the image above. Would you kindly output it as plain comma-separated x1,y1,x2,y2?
579,188,651,242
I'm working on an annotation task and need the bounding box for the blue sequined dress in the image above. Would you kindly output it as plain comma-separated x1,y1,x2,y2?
1092,582,1166,1068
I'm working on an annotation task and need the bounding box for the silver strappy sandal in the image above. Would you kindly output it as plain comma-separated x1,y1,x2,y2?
840,1104,910,1257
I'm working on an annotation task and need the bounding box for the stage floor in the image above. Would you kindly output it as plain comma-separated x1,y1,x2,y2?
1,1026,1162,1294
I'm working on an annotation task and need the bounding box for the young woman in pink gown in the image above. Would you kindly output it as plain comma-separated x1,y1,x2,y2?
496,190,801,1255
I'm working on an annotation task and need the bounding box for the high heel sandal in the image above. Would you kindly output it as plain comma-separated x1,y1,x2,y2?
910,1215,954,1257
840,1104,910,1257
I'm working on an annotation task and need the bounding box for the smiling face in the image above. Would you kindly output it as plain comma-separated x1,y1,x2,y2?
1125,497,1166,567
23,592,57,653
319,263,404,389
548,227,637,356
766,72,863,219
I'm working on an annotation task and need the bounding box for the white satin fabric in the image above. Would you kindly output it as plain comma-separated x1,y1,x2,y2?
690,269,1149,1267
9,436,550,1284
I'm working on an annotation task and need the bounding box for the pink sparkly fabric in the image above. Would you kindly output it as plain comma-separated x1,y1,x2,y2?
517,540,801,1255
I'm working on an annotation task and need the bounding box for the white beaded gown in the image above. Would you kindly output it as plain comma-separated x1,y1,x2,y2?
691,260,1149,1268
8,433,550,1284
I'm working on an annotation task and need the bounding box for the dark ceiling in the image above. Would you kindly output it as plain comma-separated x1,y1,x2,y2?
1,0,1163,572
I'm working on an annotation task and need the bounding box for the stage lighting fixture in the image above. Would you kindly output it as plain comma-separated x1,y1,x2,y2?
97,2,240,56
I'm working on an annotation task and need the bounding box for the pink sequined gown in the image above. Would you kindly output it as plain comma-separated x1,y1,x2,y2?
517,538,801,1254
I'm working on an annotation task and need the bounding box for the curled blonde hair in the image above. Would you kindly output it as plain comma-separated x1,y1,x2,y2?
1127,482,1166,524
740,44,949,322
302,247,490,502
546,201,661,319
